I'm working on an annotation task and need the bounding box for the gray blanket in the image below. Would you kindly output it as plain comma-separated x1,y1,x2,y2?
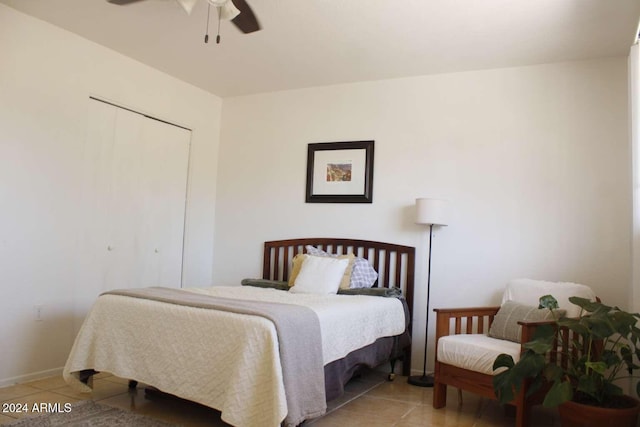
104,287,326,427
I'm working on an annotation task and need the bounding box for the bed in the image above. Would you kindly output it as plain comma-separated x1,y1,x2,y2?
63,238,415,427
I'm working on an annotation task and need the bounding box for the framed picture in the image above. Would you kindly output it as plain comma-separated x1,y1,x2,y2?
306,140,374,203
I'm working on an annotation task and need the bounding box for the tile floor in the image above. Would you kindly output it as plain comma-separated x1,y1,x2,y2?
0,370,560,426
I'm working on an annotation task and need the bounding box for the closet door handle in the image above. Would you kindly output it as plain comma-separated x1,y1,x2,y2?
154,248,159,253
107,245,114,251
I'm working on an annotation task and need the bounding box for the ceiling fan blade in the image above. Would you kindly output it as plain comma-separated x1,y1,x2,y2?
107,0,147,5
229,0,261,34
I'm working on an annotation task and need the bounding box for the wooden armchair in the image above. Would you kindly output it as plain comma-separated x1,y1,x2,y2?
432,279,597,427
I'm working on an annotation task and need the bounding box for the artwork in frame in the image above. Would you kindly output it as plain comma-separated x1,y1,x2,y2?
305,140,374,203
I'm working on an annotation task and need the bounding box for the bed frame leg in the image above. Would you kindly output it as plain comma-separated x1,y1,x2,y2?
79,369,97,387
387,358,397,381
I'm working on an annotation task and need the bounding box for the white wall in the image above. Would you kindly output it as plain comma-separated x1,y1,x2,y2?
0,3,631,383
215,58,631,373
0,4,221,385
630,44,640,313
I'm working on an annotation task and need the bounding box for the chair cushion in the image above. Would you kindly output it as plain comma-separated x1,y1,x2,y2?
437,334,521,375
502,278,596,318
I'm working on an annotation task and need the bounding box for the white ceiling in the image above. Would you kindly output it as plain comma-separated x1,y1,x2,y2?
2,0,640,97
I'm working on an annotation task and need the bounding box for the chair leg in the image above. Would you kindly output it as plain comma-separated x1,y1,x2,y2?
515,405,530,427
504,404,516,418
514,388,530,427
457,388,463,406
433,381,447,408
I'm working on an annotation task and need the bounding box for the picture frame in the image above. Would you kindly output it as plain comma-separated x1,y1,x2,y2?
305,140,374,203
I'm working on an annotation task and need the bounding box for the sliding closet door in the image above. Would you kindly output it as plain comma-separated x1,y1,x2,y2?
104,103,145,291
136,116,190,288
79,99,190,306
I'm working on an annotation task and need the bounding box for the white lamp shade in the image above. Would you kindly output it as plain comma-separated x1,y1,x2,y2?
415,198,449,226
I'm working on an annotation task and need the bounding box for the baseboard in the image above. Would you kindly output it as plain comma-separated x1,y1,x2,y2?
406,366,432,376
0,367,63,388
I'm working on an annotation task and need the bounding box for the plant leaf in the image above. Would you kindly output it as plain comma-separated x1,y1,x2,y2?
603,381,623,396
543,363,564,382
577,375,599,400
539,295,559,310
542,381,573,408
493,353,515,370
493,370,516,404
512,352,546,379
526,375,544,398
522,324,555,354
584,361,607,375
568,296,609,313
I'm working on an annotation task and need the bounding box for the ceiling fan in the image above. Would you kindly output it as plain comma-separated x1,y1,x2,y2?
107,0,261,35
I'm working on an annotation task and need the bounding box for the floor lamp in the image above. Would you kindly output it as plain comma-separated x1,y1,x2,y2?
408,198,449,387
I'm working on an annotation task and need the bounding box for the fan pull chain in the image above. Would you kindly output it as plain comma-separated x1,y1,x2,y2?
216,8,221,44
204,2,211,43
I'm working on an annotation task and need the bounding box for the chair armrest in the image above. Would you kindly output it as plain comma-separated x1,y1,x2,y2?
434,306,501,339
517,319,556,347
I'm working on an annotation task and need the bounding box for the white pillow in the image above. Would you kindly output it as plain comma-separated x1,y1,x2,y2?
305,245,378,288
289,255,349,295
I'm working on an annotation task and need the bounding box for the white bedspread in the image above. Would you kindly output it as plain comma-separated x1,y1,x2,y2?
63,286,405,427
187,286,406,364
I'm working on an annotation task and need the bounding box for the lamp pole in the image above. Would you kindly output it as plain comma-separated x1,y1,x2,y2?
408,198,449,388
408,223,435,387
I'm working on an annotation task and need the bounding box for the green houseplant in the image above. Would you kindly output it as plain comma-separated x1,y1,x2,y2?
493,295,640,426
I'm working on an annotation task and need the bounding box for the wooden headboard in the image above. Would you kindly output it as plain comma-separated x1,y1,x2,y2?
263,238,415,321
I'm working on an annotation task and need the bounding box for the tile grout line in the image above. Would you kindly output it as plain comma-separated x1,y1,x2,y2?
308,377,390,423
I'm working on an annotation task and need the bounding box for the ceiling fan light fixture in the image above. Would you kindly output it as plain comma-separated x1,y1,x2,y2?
176,0,198,15
209,0,240,20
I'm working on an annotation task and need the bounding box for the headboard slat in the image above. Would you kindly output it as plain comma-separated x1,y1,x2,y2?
383,250,391,289
395,253,402,287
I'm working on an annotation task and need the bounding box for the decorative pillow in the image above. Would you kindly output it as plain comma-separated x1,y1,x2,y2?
288,254,307,286
289,252,354,289
288,255,349,294
241,278,289,291
305,245,378,288
488,301,566,343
